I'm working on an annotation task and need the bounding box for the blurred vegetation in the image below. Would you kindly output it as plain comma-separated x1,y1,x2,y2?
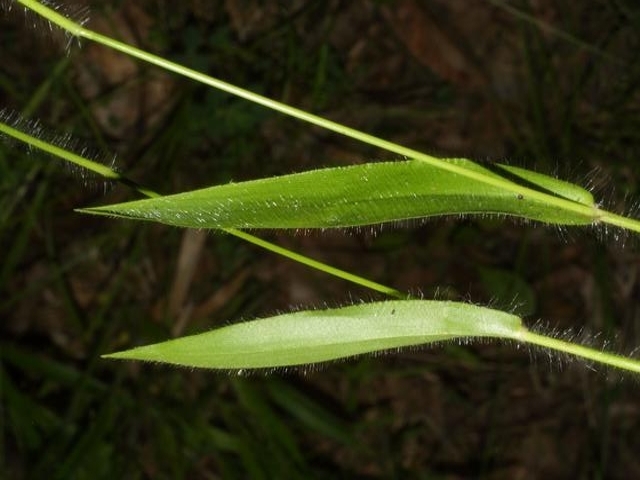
1,0,639,478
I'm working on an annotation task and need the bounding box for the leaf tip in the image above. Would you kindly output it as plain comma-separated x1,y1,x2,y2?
75,205,131,219
101,350,128,360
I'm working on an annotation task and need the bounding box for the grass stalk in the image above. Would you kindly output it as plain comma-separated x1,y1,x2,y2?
517,329,640,374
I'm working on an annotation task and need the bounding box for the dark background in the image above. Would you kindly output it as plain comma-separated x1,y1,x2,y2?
1,0,639,478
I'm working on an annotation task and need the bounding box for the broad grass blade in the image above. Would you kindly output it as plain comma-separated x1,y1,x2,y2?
103,300,523,369
81,160,597,229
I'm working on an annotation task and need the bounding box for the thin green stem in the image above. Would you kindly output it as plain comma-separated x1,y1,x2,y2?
228,229,409,299
0,121,120,179
517,329,640,373
17,0,640,234
597,210,640,232
0,117,406,299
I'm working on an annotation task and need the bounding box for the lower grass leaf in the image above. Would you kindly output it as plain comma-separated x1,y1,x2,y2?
103,300,523,369
104,300,640,374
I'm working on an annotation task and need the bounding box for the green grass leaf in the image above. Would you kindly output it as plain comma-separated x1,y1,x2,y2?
105,300,640,374
81,160,598,229
103,300,523,369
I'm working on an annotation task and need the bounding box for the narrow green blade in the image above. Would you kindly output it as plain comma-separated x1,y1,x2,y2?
81,160,597,229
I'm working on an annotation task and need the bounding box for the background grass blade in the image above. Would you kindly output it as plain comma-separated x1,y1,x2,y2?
81,160,598,229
